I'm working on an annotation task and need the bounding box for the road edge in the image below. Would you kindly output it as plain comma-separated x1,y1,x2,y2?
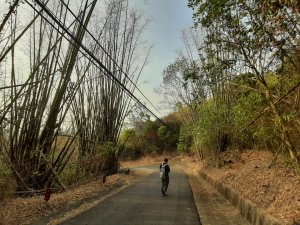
199,171,283,225
31,171,151,225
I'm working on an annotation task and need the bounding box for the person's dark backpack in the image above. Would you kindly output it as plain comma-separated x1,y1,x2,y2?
160,163,166,179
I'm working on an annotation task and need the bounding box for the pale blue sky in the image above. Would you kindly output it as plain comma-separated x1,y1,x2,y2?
129,0,194,116
0,0,194,117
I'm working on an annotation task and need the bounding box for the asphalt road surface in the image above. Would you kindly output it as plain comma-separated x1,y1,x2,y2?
60,166,201,225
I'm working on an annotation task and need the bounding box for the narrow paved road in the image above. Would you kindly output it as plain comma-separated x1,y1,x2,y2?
60,166,201,225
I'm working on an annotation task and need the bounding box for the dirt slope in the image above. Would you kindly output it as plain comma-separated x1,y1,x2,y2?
179,150,300,225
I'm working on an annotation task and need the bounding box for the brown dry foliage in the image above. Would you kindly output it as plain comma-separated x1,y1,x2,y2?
0,172,146,225
198,150,300,225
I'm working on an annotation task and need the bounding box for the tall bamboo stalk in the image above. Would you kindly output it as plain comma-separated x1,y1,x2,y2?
71,0,150,174
1,1,99,191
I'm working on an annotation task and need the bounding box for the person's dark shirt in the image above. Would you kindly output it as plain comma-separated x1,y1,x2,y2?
159,162,170,177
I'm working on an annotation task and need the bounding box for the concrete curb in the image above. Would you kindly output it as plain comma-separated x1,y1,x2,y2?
199,172,283,225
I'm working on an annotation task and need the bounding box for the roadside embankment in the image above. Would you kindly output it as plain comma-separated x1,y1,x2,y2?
198,171,282,225
177,150,300,225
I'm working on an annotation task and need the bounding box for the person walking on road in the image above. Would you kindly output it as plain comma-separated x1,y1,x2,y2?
159,158,170,197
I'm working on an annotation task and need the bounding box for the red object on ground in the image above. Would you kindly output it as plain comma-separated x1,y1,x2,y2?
102,175,107,184
44,187,52,202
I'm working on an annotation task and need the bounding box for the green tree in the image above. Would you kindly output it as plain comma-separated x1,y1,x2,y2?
188,0,300,164
177,124,193,153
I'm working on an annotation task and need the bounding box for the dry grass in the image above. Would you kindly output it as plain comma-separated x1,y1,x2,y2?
0,170,148,225
182,150,300,225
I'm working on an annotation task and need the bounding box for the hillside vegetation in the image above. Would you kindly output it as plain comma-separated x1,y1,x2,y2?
121,1,300,168
0,2,300,224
